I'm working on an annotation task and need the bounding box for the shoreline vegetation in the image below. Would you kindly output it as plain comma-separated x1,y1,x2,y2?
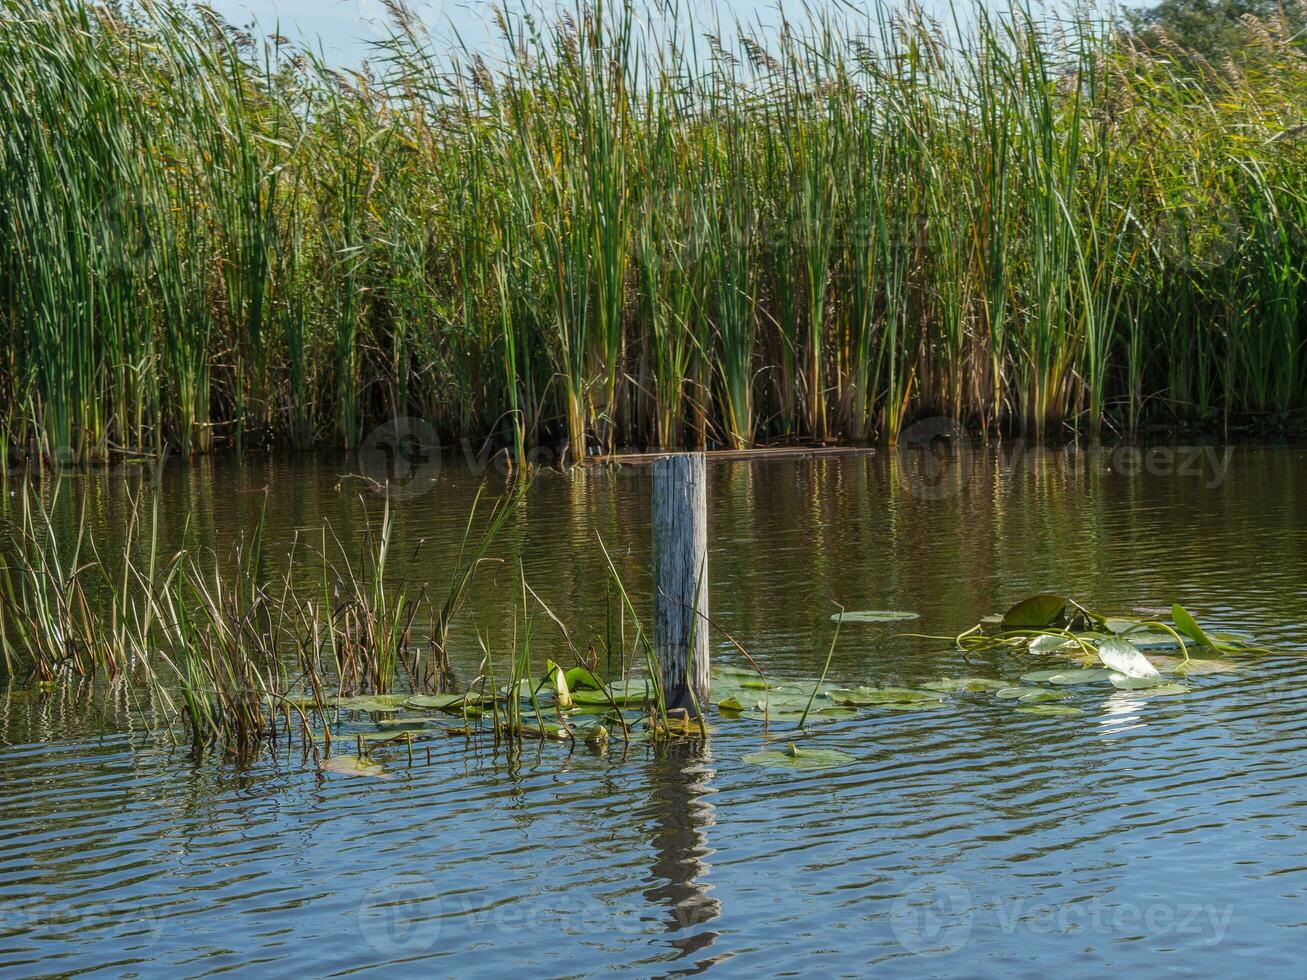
3,0,1307,468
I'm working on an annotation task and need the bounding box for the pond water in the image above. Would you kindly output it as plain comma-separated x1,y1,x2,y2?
3,443,1307,976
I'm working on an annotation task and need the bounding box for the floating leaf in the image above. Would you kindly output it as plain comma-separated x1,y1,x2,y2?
1045,668,1114,685
564,667,602,691
1103,617,1141,635
1114,680,1189,697
1171,604,1213,647
717,696,746,713
1020,668,1072,683
320,755,391,778
1108,672,1168,690
827,686,945,705
1016,704,1084,716
1096,637,1160,678
829,610,919,624
1028,634,1074,654
377,717,435,731
334,695,408,713
405,692,471,712
995,686,1069,702
742,744,856,770
1001,594,1068,629
1171,658,1239,676
920,677,1010,692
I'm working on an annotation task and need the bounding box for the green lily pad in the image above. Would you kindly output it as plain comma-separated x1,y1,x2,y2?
1170,657,1239,676
1001,594,1068,629
827,686,945,705
564,667,602,691
1020,668,1072,683
1172,604,1213,647
1045,668,1114,685
717,696,746,713
920,677,1010,692
377,717,436,731
334,695,409,713
1018,688,1072,703
405,692,472,711
1112,679,1189,696
742,743,856,770
998,684,1050,700
320,754,391,778
1103,617,1142,634
830,610,919,624
1015,704,1085,716
1028,634,1075,654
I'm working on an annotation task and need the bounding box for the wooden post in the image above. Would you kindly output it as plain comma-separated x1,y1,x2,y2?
652,453,709,715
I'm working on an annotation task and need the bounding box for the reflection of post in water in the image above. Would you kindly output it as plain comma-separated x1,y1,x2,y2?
643,740,720,955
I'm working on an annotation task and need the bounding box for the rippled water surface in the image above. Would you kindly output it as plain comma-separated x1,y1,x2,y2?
4,445,1307,977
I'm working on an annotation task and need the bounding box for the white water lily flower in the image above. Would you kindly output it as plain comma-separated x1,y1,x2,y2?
1096,637,1160,678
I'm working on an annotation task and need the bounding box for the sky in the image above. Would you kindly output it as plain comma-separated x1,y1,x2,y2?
201,0,1017,62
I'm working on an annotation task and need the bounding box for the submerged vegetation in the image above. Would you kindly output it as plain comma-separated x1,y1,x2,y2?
2,0,1307,466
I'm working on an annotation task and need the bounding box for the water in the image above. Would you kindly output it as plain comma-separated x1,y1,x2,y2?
3,443,1307,976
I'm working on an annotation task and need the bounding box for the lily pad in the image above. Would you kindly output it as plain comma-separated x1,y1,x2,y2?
564,667,602,691
827,686,945,706
920,677,1010,693
742,743,856,770
405,692,473,712
320,754,391,778
998,684,1050,700
1045,668,1114,685
334,695,409,713
1112,679,1189,696
830,610,919,624
1171,604,1213,647
1020,668,1072,683
1096,637,1160,679
1001,594,1068,629
377,717,436,731
1028,634,1075,654
1015,704,1085,716
717,696,746,713
1170,658,1240,676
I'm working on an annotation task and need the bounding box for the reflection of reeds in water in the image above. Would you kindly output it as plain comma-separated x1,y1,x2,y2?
0,480,523,756
643,742,721,950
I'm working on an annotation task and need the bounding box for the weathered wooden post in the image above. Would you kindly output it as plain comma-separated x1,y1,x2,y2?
652,452,709,715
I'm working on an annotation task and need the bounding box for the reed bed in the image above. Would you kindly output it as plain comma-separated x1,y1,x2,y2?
0,478,682,756
2,0,1306,465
